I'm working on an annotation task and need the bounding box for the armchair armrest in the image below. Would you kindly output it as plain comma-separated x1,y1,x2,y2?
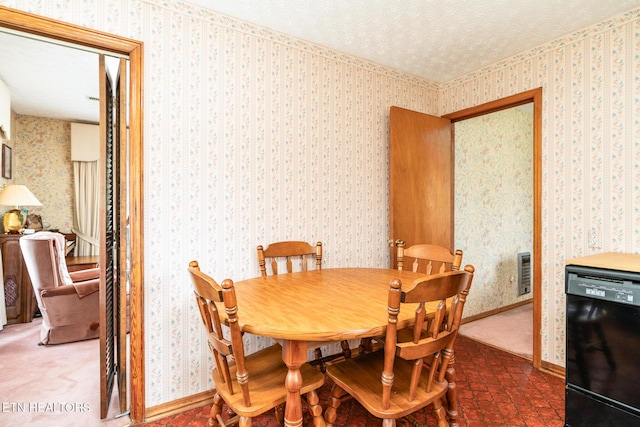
41,279,100,299
41,285,79,298
69,267,100,282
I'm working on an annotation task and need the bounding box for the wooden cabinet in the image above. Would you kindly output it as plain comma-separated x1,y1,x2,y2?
1,234,35,324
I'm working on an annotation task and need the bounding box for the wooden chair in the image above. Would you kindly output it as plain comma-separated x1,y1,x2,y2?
257,240,322,276
359,241,464,355
188,261,325,427
257,241,350,371
324,265,475,427
396,240,463,274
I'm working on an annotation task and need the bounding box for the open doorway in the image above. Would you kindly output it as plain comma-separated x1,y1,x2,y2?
0,31,126,423
388,88,542,368
455,103,534,360
0,6,144,424
444,87,543,369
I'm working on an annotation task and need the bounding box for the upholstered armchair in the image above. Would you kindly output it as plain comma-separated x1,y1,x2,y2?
20,232,100,345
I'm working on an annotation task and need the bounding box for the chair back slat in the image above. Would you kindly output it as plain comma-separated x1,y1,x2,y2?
383,265,474,410
257,241,322,276
429,300,446,338
424,352,439,394
447,295,461,331
413,302,426,342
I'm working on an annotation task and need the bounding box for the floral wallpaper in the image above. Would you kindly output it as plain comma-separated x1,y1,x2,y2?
137,1,438,405
455,107,534,317
3,114,74,232
2,0,640,409
441,8,640,366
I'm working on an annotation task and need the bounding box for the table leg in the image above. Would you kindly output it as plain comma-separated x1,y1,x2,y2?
281,340,316,427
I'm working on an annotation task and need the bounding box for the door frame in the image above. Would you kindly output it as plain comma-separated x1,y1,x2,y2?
0,6,146,422
443,87,543,369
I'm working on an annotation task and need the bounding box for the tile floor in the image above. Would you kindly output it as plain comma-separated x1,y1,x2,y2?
141,336,565,426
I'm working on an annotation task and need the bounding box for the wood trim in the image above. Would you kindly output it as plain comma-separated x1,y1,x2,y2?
0,6,146,423
444,87,543,370
0,7,139,53
461,299,532,324
442,88,541,123
532,88,543,370
540,360,565,380
144,391,214,423
127,33,146,426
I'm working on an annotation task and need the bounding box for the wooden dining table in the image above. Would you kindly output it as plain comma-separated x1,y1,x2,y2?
229,267,452,427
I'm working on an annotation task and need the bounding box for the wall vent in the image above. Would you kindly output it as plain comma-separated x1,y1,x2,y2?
517,252,531,296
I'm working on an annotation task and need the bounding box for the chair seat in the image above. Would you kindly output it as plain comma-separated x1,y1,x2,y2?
213,344,325,418
326,350,448,420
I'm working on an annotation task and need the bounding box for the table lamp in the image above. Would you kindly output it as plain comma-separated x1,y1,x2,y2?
0,184,42,234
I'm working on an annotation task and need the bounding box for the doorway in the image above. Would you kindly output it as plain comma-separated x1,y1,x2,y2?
443,87,542,369
0,6,144,423
454,103,534,359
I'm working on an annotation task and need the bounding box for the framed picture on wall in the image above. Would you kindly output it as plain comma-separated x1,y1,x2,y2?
2,144,11,179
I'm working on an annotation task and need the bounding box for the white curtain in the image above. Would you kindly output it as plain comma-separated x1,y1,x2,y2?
73,160,100,256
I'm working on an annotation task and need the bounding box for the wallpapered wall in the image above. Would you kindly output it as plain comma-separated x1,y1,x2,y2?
12,114,74,232
138,1,438,405
455,107,534,317
442,8,640,366
4,0,640,408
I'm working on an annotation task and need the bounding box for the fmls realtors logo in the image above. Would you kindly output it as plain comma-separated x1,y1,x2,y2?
2,402,90,413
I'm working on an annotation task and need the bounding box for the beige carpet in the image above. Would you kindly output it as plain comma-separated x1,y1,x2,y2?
459,303,533,359
0,318,130,427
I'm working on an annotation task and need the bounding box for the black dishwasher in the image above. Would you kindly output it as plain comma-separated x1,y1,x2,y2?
565,254,640,426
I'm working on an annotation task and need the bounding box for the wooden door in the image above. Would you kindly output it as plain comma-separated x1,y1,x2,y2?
389,106,453,266
99,55,128,419
99,54,114,420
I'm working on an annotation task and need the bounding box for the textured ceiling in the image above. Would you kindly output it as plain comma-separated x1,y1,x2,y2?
2,0,640,123
190,0,640,82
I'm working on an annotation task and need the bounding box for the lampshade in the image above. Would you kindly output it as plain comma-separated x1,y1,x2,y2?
0,184,42,207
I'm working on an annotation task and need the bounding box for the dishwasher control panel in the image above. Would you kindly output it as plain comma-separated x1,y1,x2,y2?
567,268,640,307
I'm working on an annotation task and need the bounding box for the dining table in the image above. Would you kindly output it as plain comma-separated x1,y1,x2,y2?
228,267,460,427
